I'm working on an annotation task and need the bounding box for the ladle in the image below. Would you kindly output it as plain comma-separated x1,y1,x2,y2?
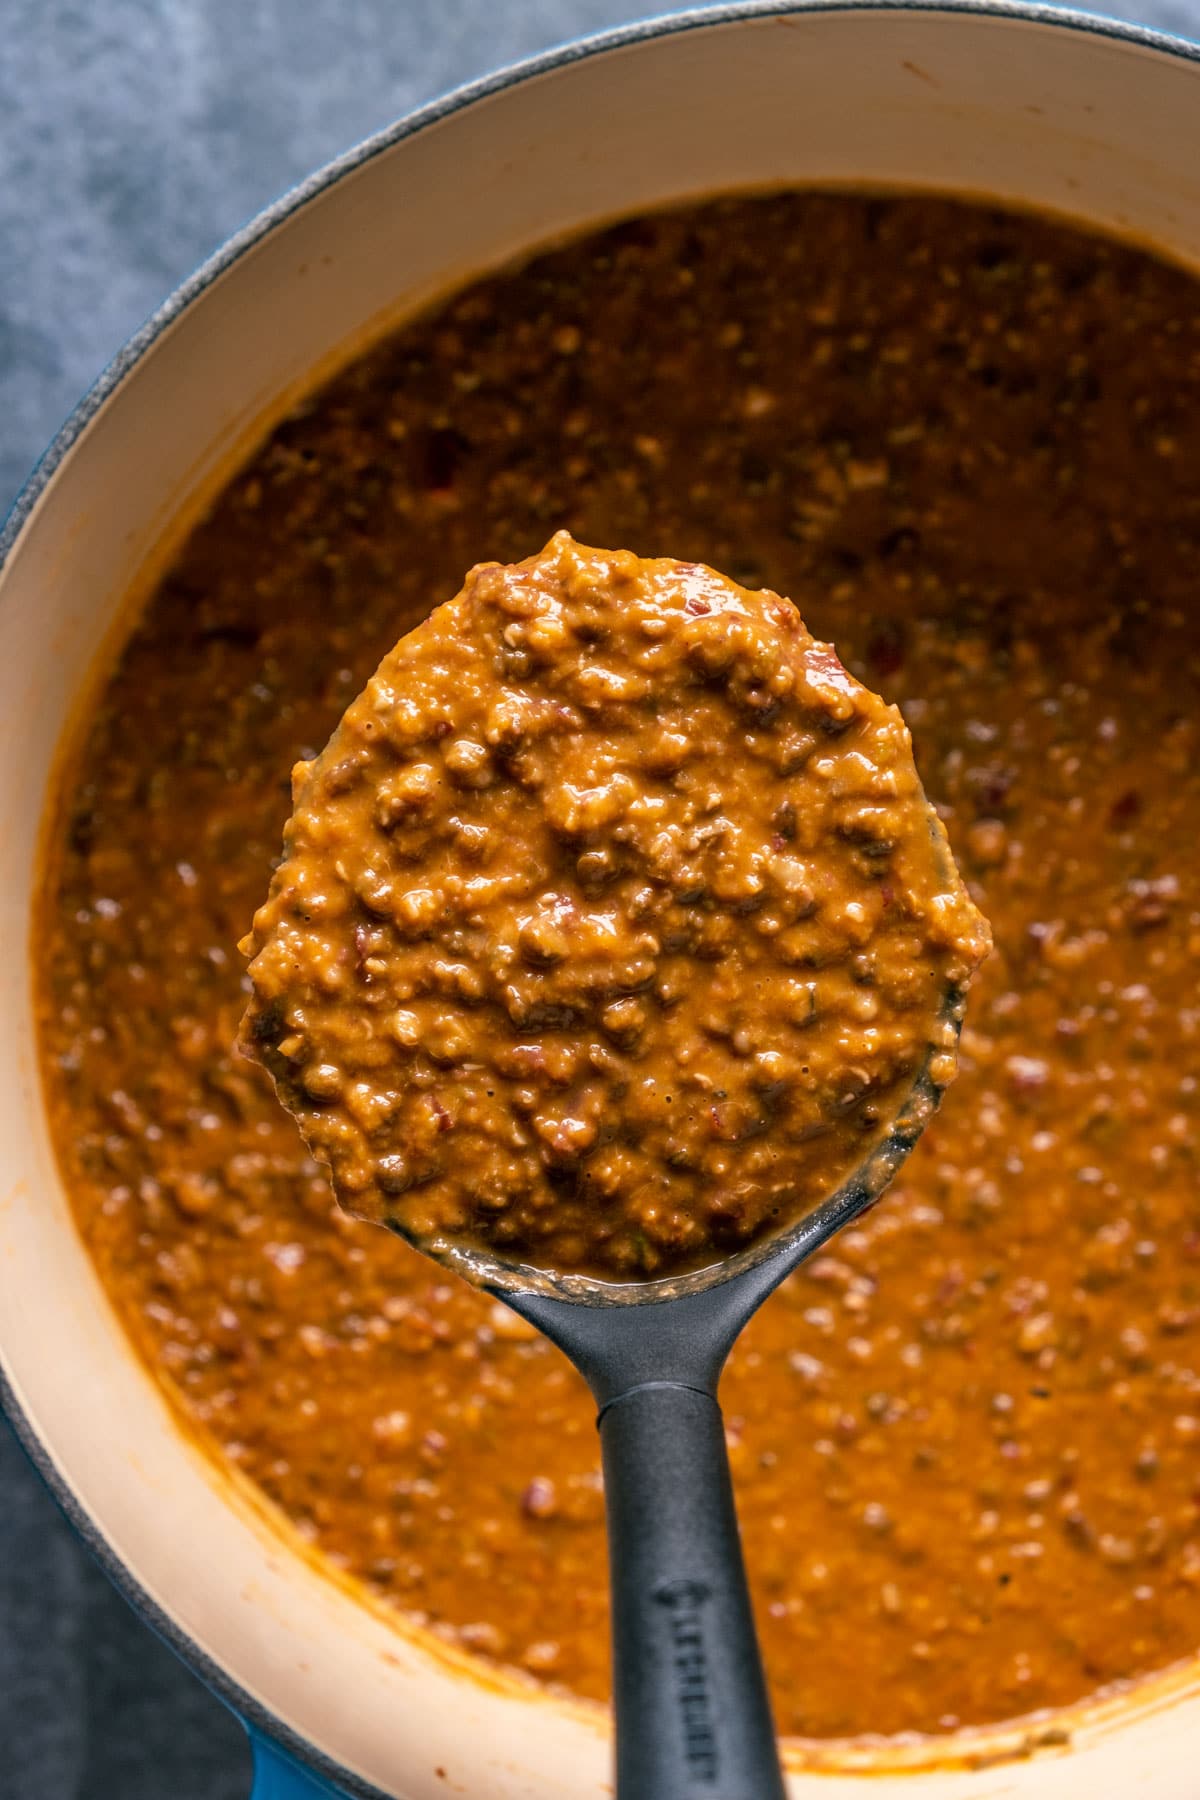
241,538,987,1799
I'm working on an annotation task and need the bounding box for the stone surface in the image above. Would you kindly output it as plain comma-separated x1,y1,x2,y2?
1,0,1197,1794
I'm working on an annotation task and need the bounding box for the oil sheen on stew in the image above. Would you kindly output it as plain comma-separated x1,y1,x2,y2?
39,193,1200,1741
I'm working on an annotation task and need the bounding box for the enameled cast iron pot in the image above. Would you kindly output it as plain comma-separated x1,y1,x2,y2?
3,4,1200,1794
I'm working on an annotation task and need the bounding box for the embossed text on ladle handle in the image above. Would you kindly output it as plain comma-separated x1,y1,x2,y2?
598,1379,787,1800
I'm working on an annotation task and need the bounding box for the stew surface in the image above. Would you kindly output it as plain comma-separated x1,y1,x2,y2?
242,532,986,1282
39,192,1200,1740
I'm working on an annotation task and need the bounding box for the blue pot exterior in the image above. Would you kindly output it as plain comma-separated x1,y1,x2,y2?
251,1732,352,1799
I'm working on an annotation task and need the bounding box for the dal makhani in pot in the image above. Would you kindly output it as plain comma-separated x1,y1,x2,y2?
4,5,1200,1796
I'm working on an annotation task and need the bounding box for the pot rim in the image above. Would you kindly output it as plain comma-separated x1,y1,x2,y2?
4,2,1200,1792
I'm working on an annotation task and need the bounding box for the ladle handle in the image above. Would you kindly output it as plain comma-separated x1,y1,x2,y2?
598,1381,787,1800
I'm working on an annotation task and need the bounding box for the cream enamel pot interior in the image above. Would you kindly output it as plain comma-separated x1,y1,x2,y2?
3,4,1200,1796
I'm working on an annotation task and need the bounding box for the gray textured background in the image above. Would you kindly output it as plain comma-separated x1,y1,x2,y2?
2,1,1198,1794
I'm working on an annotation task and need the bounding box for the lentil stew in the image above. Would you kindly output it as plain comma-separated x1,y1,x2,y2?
38,192,1200,1740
